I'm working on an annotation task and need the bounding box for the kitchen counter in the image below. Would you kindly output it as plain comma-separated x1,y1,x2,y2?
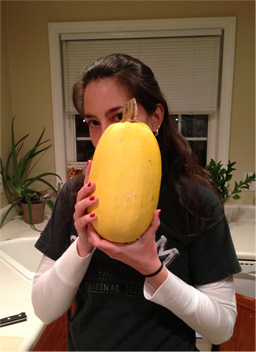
0,216,48,242
229,220,255,260
225,204,255,261
0,217,49,351
0,259,45,351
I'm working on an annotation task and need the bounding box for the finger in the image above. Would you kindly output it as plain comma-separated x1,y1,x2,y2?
76,180,95,202
151,209,161,227
139,209,161,243
74,193,98,218
74,212,97,233
87,223,102,246
84,160,92,185
87,223,122,252
147,209,161,233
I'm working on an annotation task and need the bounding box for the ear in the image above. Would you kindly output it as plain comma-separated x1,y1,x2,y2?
152,103,164,133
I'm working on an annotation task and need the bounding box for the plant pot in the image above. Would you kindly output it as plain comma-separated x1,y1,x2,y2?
21,202,45,224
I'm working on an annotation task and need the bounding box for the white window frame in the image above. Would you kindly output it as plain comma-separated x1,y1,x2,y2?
48,17,236,182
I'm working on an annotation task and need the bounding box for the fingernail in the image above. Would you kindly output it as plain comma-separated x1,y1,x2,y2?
89,196,95,201
158,210,161,218
88,182,92,187
90,213,96,218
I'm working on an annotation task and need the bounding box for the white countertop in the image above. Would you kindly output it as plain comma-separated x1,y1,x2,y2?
225,204,255,261
229,220,255,260
0,217,49,351
0,259,45,351
0,217,48,242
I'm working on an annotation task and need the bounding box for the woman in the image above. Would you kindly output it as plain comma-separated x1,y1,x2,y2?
32,54,241,351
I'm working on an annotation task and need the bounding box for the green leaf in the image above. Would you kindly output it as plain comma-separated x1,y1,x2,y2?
0,199,21,228
21,193,39,231
6,135,29,171
205,159,256,203
232,194,241,200
11,118,23,188
45,199,54,211
19,131,52,178
23,173,61,191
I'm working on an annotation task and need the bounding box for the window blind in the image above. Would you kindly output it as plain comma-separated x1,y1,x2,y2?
62,33,222,114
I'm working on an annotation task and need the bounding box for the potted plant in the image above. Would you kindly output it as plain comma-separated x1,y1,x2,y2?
0,117,62,229
205,159,256,203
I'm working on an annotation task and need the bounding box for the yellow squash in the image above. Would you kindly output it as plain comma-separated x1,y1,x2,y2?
88,98,162,243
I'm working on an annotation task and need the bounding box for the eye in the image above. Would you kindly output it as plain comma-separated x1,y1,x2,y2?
88,120,99,127
115,113,123,122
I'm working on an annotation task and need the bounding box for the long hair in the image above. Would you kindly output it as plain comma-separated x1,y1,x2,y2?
73,54,222,236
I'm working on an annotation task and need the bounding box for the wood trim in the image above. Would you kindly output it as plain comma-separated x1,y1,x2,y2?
236,292,256,311
218,293,256,351
32,314,68,351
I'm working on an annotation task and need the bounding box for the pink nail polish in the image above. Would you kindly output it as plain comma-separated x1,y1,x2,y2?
89,196,95,201
90,213,96,218
158,210,161,218
88,182,92,187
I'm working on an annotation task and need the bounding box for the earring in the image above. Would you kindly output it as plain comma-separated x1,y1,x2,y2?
154,126,160,137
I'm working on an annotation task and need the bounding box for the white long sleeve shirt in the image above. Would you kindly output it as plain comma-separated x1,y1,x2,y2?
32,238,237,345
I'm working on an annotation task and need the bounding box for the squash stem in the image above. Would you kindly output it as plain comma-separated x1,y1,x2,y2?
122,98,138,122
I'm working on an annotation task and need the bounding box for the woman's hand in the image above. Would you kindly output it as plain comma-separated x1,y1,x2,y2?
74,160,98,257
87,209,168,287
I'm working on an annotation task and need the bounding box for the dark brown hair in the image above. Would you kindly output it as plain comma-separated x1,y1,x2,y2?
73,54,222,236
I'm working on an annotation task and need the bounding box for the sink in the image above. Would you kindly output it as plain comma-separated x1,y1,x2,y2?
0,237,43,281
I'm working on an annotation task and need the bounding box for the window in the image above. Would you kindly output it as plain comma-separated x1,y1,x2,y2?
48,18,236,182
74,113,209,167
62,32,221,165
174,114,209,167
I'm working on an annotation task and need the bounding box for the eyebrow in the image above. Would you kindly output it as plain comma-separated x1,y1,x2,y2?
84,106,123,119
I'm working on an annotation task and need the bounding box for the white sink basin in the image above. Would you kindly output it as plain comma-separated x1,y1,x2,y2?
0,237,42,281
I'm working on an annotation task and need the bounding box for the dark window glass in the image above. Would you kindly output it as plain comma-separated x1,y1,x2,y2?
75,114,207,165
76,140,95,161
171,114,208,167
75,115,90,137
172,115,179,128
75,115,95,161
181,115,208,138
189,141,207,167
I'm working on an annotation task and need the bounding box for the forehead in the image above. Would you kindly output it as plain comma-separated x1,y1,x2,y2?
83,78,133,117
84,78,131,101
